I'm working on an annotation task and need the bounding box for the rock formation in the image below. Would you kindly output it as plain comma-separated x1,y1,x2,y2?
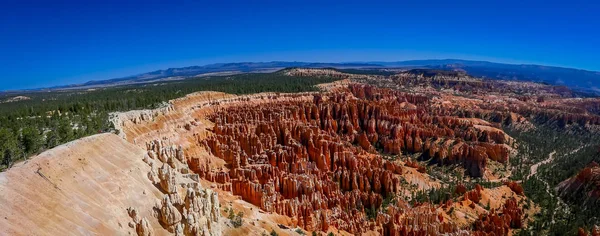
192,85,520,234
144,138,222,236
8,69,578,235
109,80,548,235
137,218,154,236
377,201,470,236
579,225,600,236
557,161,600,207
472,197,523,235
505,181,525,196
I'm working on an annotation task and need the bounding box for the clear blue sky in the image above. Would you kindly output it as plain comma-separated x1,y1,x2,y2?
1,0,599,90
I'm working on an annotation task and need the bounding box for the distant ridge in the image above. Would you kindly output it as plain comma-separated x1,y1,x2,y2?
48,62,383,89
11,59,600,94
375,59,600,89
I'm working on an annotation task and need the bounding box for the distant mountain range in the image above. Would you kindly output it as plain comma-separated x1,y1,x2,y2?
375,59,600,92
48,62,379,90
12,59,600,94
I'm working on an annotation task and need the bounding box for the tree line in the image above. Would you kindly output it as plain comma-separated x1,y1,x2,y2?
0,71,340,170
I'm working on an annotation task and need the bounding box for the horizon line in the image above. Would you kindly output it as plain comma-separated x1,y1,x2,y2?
3,58,599,92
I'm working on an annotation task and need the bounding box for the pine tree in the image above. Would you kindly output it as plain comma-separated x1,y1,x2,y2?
20,126,42,156
0,128,18,168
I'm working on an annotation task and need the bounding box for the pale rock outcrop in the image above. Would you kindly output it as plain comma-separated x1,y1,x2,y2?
144,138,222,236
182,187,222,235
128,207,141,223
158,163,178,194
160,195,183,230
174,223,184,236
136,217,154,236
126,207,155,236
148,165,159,183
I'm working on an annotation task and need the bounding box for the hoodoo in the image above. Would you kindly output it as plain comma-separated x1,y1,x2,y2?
3,67,600,235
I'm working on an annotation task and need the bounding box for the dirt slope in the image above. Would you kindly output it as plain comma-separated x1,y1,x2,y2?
0,133,168,236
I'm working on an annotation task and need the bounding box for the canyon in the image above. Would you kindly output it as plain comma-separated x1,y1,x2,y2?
3,68,600,235
108,75,537,235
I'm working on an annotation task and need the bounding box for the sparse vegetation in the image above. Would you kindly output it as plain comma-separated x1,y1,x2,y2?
365,193,396,220
226,207,244,228
506,125,600,235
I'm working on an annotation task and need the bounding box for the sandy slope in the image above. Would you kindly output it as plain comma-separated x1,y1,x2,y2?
0,133,168,236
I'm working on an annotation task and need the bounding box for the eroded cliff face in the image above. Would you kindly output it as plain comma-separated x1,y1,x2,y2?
143,138,222,236
12,68,600,235
112,82,534,235
347,69,600,132
472,197,523,235
557,161,600,207
0,134,223,236
194,85,519,234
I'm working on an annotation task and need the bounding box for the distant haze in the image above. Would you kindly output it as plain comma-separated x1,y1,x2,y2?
1,60,594,97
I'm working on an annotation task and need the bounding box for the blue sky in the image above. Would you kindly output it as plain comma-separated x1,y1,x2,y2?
1,0,599,90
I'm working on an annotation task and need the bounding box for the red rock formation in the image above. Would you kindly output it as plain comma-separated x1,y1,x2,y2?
405,159,426,173
580,227,588,236
504,181,525,196
454,184,468,195
579,225,600,236
557,161,600,207
472,197,523,235
300,68,600,129
377,201,468,236
464,184,483,204
192,85,520,233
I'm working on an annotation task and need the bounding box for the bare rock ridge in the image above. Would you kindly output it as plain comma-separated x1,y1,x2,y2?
0,134,166,235
0,133,221,236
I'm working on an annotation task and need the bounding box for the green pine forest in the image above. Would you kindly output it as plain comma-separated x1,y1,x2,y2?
0,71,339,170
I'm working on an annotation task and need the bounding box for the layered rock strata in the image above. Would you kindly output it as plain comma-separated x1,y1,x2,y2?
196,85,513,234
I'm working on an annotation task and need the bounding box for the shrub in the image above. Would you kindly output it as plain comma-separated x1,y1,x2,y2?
231,211,244,228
